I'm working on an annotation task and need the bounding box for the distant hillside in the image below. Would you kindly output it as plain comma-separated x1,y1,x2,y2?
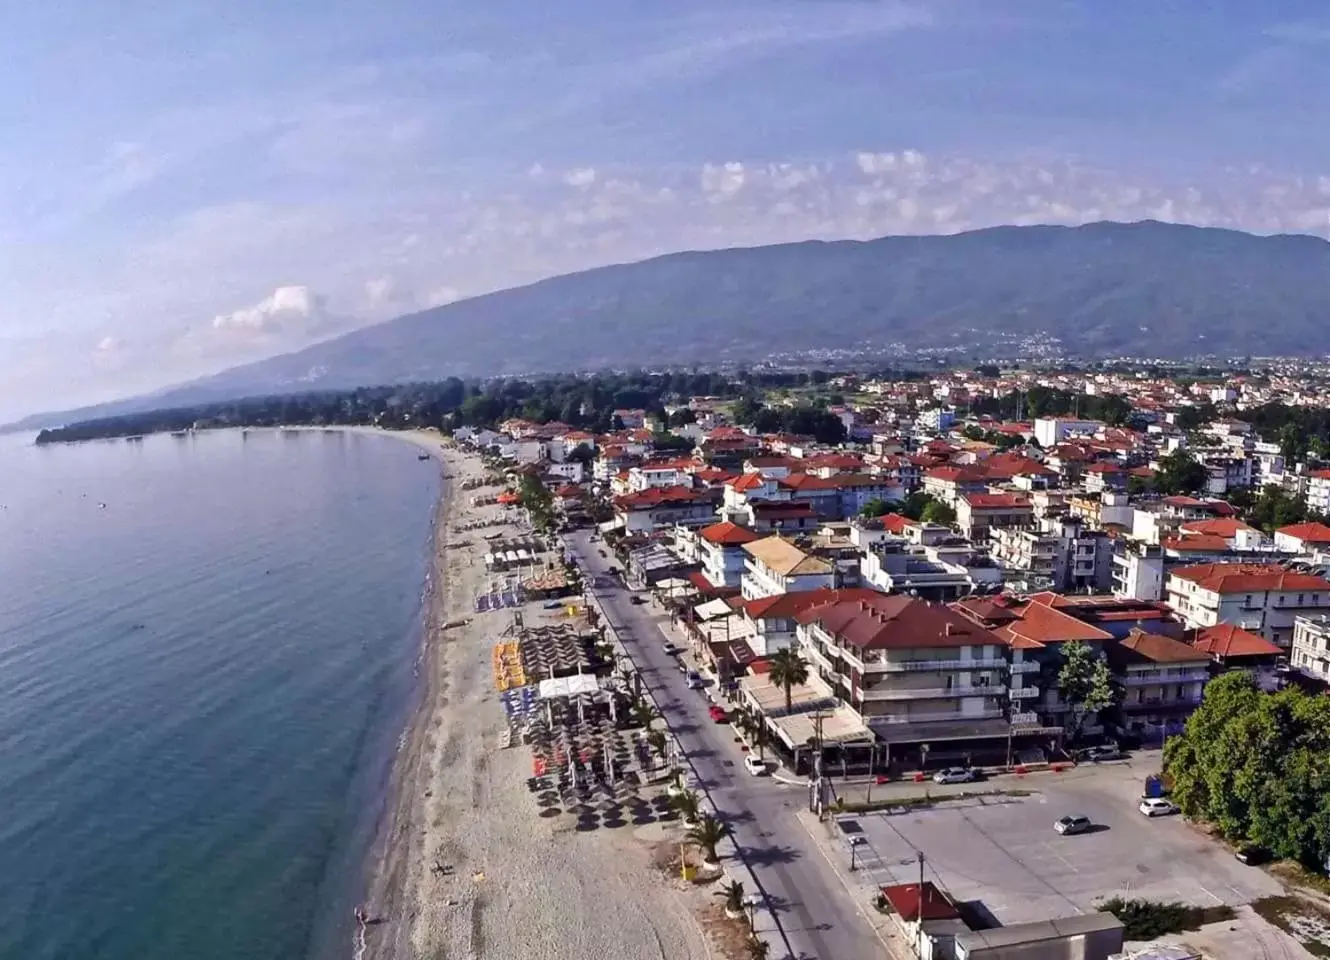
11,219,1330,431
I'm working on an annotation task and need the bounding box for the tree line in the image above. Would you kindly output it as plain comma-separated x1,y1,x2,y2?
34,372,762,445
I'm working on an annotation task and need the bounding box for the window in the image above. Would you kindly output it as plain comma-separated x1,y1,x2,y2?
1299,594,1305,605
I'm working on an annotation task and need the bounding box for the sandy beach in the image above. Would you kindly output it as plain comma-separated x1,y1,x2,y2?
357,430,718,960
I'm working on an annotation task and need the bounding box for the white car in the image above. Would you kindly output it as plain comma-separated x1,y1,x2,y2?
744,754,767,776
932,767,978,785
1139,798,1179,817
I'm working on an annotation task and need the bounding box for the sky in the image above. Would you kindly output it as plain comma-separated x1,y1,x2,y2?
5,0,1330,420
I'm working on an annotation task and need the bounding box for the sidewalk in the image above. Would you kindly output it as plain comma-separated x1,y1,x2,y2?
793,809,916,960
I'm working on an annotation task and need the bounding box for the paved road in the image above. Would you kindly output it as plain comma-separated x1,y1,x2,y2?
566,530,882,960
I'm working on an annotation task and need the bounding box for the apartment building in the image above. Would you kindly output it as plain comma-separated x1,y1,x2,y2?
1274,522,1330,554
1291,615,1330,683
740,535,835,600
1106,629,1210,739
696,521,761,588
1308,469,1330,516
794,594,1025,748
956,492,1033,542
1165,563,1330,648
611,485,718,534
990,517,1114,592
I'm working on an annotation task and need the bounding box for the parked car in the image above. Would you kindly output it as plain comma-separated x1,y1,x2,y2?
660,642,680,656
629,595,646,605
1054,815,1093,836
933,767,979,785
598,550,607,558
1235,845,1272,865
708,705,728,723
1138,798,1179,817
542,600,564,610
744,754,767,776
686,671,705,690
1082,745,1126,762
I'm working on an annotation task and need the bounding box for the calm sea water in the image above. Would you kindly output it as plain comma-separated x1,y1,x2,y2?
0,429,439,960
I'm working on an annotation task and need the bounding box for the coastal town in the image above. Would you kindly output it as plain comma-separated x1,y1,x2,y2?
423,363,1330,960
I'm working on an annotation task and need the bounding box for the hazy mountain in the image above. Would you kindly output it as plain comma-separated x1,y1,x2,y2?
11,219,1330,431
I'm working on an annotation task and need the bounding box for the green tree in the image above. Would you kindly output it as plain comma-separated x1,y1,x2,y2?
920,499,956,525
1165,672,1330,866
859,498,892,519
567,443,596,465
717,879,746,916
670,789,702,824
1057,641,1117,740
686,813,729,864
767,648,810,713
1155,450,1207,496
1279,423,1309,467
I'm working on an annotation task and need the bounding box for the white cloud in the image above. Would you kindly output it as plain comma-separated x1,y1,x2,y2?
212,285,330,335
563,167,597,187
424,286,460,307
701,161,746,198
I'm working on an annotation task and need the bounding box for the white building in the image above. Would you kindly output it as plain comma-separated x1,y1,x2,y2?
990,517,1114,592
1112,540,1165,601
1291,615,1330,683
1165,563,1330,648
1033,417,1101,448
1308,470,1330,516
740,536,836,601
697,521,761,588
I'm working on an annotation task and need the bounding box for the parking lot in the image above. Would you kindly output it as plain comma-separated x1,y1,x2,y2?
836,767,1284,926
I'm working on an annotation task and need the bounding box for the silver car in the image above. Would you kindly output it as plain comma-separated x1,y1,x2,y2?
932,767,978,785
1054,814,1092,835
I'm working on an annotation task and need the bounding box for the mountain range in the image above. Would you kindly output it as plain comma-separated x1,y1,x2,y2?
11,219,1330,431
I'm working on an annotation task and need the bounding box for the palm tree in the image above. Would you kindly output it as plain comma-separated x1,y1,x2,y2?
687,813,729,865
750,720,771,761
646,729,669,765
767,648,809,713
630,700,660,730
717,879,746,919
670,788,701,825
746,936,771,960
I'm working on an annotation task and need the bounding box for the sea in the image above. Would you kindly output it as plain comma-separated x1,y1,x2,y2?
0,428,440,960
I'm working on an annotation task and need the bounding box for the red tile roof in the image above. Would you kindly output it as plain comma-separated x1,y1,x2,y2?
731,472,769,492
741,587,879,621
1276,522,1330,544
778,473,841,492
699,521,761,546
1168,563,1330,594
962,492,1032,510
1113,630,1210,666
1179,518,1256,538
613,485,710,510
1162,535,1233,553
1191,623,1283,659
796,595,1001,651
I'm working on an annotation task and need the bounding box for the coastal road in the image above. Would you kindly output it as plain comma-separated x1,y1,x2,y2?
565,531,883,960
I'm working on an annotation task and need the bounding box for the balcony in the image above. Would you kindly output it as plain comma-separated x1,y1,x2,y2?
866,657,1009,673
1009,660,1041,673
1121,670,1208,686
858,684,1006,701
1009,685,1041,699
872,708,1006,725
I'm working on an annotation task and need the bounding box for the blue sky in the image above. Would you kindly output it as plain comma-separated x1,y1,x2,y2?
4,0,1330,418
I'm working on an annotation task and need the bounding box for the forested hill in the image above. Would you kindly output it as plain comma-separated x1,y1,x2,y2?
150,220,1330,396
13,218,1330,435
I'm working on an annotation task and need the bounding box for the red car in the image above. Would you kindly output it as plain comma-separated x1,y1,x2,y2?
708,705,728,723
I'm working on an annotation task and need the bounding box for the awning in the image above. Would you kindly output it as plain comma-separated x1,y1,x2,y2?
693,598,734,621
538,675,601,698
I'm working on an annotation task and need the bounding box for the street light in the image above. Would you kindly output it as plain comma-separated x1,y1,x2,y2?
849,835,867,872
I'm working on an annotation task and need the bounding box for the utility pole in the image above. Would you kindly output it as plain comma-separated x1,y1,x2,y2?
916,850,926,958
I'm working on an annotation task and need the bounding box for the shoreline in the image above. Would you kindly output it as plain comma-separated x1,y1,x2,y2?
353,429,456,959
